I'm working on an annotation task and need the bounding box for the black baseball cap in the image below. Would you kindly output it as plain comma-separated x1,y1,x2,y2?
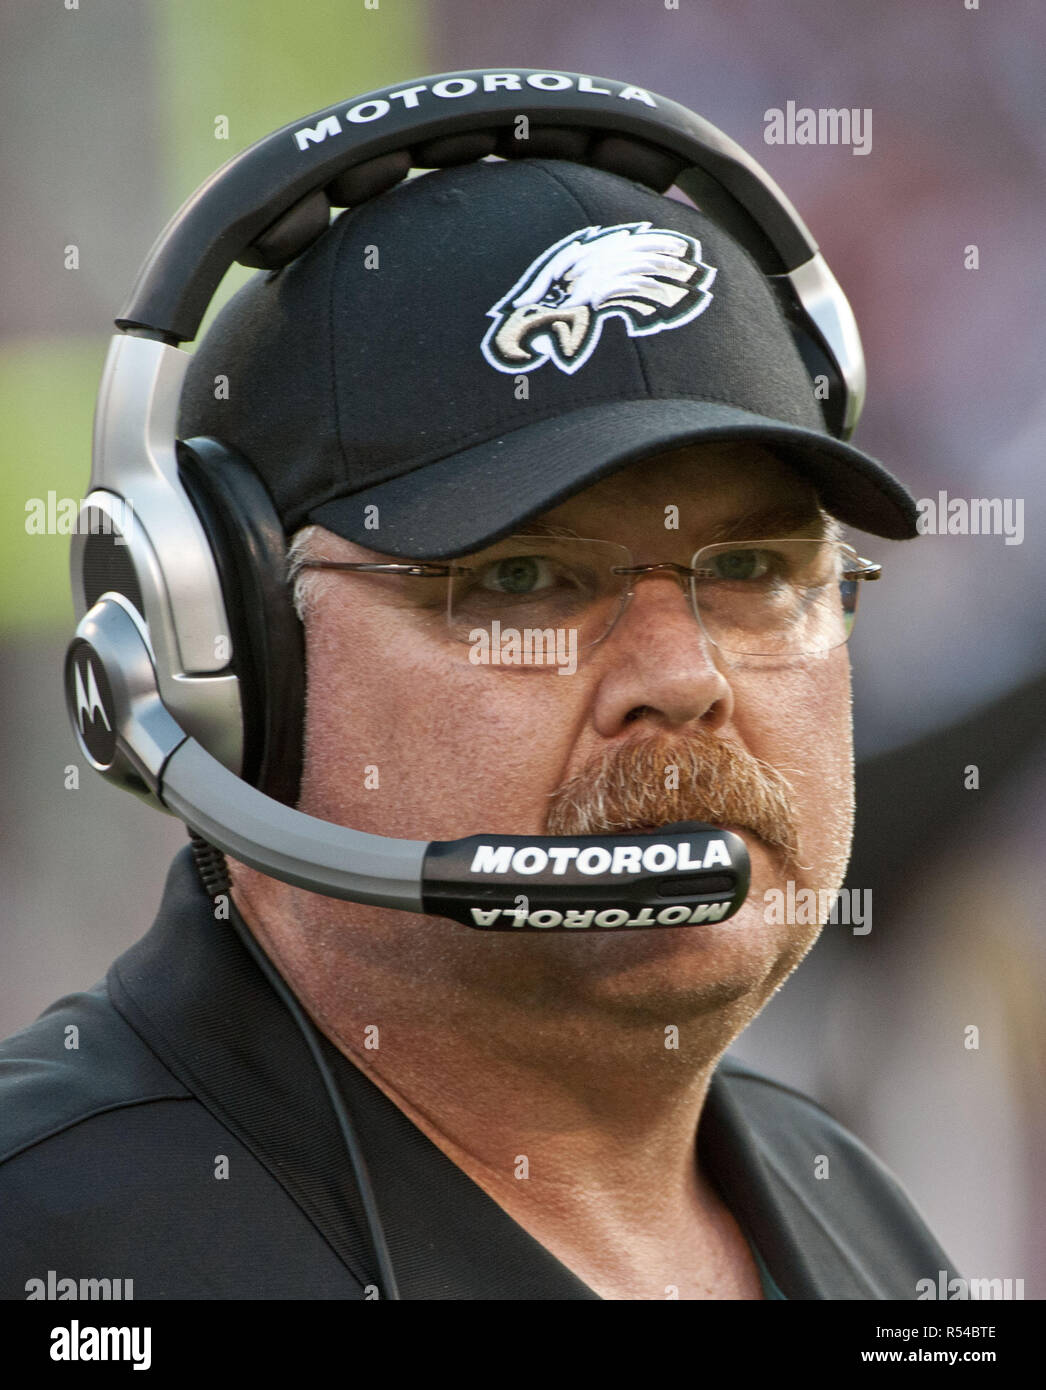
177,157,919,554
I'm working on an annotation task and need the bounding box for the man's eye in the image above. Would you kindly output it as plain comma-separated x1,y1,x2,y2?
477,555,558,595
710,549,773,581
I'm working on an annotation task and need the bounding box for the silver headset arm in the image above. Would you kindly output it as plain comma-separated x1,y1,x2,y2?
66,594,425,908
162,740,425,908
66,595,749,931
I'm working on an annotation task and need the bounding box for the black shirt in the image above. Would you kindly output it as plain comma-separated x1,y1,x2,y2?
0,847,959,1300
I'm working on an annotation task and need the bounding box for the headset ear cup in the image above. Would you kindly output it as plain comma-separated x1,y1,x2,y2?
177,437,305,807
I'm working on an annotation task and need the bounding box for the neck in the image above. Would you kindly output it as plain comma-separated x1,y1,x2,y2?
229,862,771,1297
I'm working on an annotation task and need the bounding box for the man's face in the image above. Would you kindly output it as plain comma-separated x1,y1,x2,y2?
290,441,855,1025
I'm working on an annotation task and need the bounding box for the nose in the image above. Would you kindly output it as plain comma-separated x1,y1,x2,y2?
589,571,734,736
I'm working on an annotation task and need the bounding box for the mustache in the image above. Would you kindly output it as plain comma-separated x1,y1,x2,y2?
544,729,802,873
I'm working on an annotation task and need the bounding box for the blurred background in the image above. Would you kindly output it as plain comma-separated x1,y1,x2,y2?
2,0,1043,1295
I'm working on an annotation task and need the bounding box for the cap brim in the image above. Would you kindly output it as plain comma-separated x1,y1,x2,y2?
307,399,919,557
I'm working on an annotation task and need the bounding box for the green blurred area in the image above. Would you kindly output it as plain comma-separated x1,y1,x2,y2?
0,0,424,635
0,341,107,634
159,0,426,344
161,0,426,204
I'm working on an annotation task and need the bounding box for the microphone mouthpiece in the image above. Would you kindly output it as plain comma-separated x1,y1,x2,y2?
421,822,750,930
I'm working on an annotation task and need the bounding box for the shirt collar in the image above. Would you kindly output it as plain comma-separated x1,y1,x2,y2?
109,845,800,1298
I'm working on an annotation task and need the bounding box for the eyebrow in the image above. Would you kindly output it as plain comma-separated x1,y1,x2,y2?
508,506,830,546
509,520,586,539
703,505,830,543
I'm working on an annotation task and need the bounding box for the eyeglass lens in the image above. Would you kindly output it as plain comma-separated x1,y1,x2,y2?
446,537,859,665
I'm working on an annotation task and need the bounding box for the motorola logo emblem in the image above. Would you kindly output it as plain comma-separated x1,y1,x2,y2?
75,660,111,736
65,642,118,768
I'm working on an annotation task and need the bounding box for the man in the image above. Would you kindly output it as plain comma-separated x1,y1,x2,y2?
1,151,958,1300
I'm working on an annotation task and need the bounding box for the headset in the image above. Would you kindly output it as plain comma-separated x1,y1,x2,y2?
64,67,868,937
62,67,870,1300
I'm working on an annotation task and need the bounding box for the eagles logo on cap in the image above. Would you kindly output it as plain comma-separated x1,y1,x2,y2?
481,221,717,376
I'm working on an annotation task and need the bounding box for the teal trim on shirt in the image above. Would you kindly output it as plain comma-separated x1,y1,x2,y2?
752,1242,788,1300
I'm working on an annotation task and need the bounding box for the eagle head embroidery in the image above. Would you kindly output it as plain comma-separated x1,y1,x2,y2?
481,222,717,376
